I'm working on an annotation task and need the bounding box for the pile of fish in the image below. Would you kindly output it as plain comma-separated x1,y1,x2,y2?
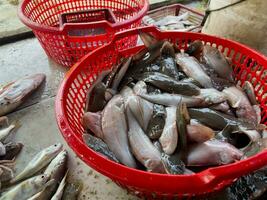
143,12,201,32
0,74,81,199
0,142,81,200
82,31,267,177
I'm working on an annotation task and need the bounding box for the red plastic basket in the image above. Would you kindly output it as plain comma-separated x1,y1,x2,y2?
18,0,148,67
143,4,204,32
55,27,267,199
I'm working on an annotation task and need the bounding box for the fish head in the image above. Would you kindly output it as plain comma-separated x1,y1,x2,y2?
34,174,50,186
45,143,63,157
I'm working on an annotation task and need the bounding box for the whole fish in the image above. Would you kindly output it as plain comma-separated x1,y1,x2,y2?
223,86,257,125
0,174,50,200
62,182,82,200
188,108,254,130
0,122,18,142
127,95,154,131
44,150,68,183
51,171,68,200
101,95,137,168
147,104,166,140
136,72,200,96
176,53,213,88
10,143,63,184
126,106,165,173
83,134,119,163
159,107,178,155
138,93,204,107
0,142,23,160
27,179,57,200
185,139,243,166
82,111,103,139
202,45,234,82
186,124,215,143
0,73,46,116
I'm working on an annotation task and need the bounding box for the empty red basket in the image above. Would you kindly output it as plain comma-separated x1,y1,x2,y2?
55,27,267,199
18,0,148,67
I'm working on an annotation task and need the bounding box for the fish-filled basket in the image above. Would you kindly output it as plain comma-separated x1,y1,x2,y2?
55,27,267,198
18,0,149,67
143,4,204,32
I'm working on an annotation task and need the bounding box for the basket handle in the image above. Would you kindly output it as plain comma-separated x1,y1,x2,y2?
59,9,117,37
199,149,267,187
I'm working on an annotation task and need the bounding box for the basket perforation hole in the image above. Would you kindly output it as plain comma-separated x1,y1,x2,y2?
260,70,267,81
69,88,75,98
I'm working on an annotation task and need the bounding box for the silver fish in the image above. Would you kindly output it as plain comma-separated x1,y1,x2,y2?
0,174,50,200
27,179,57,200
223,86,257,125
159,107,178,155
0,73,46,116
10,143,63,184
202,45,234,82
138,93,203,107
51,171,68,200
176,53,213,88
127,95,153,131
126,106,165,173
44,150,67,183
185,139,243,166
82,111,103,139
102,95,137,168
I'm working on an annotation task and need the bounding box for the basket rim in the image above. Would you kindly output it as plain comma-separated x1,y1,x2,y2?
55,27,267,194
18,0,149,33
147,3,204,17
